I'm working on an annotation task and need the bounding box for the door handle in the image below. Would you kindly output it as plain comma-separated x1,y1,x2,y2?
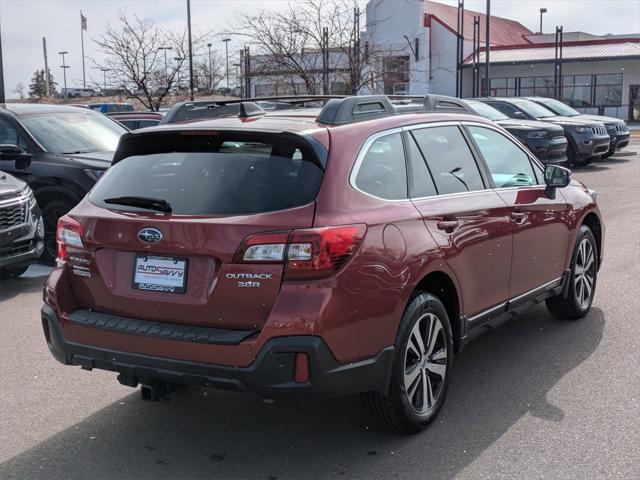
437,219,459,232
510,211,527,223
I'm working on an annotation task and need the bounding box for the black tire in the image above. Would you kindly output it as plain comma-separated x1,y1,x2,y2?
567,145,591,167
1,265,29,280
546,225,598,320
361,292,453,434
41,198,75,265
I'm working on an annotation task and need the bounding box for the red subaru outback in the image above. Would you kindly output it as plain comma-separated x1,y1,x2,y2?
42,96,604,433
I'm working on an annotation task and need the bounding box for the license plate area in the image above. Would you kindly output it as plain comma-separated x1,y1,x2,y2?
132,254,188,294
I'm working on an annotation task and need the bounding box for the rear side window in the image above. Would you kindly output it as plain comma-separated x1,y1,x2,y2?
487,102,519,117
354,132,407,200
90,133,324,215
411,126,484,195
467,126,537,188
406,134,437,198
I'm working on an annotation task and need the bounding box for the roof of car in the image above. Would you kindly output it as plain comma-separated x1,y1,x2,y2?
133,109,493,136
1,103,91,115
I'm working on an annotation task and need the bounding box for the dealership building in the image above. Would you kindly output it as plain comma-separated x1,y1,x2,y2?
364,0,640,120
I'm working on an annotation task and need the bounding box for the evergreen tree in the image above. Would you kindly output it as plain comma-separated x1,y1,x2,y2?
28,69,55,99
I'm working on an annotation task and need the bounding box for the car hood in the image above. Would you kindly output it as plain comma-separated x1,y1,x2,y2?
54,150,114,169
0,170,27,200
540,116,603,127
575,114,624,127
496,119,564,133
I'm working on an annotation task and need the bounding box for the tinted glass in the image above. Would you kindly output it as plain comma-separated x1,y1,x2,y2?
139,120,160,128
488,102,519,117
537,98,580,117
0,117,28,150
120,120,138,130
411,126,484,195
406,135,437,198
468,126,536,188
510,99,556,119
19,111,125,153
466,100,509,121
355,132,407,200
90,136,323,215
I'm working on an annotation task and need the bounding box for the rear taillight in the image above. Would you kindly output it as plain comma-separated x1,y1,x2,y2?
56,216,85,261
235,224,366,280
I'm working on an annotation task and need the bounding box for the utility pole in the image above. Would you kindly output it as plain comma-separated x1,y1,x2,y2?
0,21,4,103
539,8,547,34
186,0,194,100
59,51,69,101
322,27,329,95
223,38,231,90
456,0,465,98
80,10,87,88
484,0,491,96
554,26,564,100
42,37,51,97
207,43,213,92
158,46,172,81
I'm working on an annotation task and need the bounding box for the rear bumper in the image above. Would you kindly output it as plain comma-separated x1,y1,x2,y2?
41,303,394,398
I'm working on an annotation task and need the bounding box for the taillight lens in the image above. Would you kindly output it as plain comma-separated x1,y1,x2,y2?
234,225,366,280
56,216,84,261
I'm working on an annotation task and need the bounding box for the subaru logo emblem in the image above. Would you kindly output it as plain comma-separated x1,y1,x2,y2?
138,228,163,244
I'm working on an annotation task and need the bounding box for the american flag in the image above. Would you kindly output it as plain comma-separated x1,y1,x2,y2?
80,13,87,31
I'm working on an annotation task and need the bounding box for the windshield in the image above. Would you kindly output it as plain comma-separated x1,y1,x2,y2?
19,111,126,154
536,98,580,117
90,135,324,215
510,99,557,119
466,100,508,121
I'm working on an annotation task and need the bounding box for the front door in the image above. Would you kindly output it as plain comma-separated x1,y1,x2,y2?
406,124,512,318
465,125,571,298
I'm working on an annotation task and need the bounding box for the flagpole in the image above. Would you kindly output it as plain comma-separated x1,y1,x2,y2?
80,10,86,88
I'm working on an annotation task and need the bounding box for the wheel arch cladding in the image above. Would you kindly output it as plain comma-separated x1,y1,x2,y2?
581,212,602,265
413,271,461,349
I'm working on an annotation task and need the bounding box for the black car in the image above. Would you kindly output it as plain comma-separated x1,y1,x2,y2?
0,166,44,279
475,97,610,166
0,103,126,262
524,97,630,157
437,98,568,164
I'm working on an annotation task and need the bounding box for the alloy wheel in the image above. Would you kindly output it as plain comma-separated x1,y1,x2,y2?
574,237,596,309
403,313,447,415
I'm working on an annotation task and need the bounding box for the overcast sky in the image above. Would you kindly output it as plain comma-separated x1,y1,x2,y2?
1,0,639,98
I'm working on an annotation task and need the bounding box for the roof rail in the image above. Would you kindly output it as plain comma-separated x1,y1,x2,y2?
316,94,475,125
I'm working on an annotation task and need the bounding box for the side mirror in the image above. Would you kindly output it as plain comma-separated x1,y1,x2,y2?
0,144,32,170
544,164,571,188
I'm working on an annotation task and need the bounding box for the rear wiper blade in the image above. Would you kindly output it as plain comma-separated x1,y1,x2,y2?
103,196,172,213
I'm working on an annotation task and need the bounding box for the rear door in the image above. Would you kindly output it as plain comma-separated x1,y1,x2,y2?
66,130,326,331
465,124,570,298
407,124,512,319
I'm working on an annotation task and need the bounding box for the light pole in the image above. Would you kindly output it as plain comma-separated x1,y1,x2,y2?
59,51,69,101
186,0,194,100
539,8,547,34
158,46,172,81
233,62,240,93
207,42,213,92
92,67,110,90
223,38,231,90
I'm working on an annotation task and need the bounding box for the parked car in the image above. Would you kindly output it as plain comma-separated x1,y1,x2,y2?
0,166,44,279
475,97,610,166
107,111,164,130
61,88,95,98
0,103,127,263
417,95,568,164
524,97,630,157
42,95,603,434
87,103,134,114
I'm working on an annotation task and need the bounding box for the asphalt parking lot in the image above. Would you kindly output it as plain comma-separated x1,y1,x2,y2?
1,139,639,480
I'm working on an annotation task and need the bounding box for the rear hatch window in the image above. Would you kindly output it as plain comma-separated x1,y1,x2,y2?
90,131,324,215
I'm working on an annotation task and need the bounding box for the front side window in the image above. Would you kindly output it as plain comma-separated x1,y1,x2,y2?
411,126,484,195
467,126,537,188
510,99,556,119
354,132,407,200
487,102,520,118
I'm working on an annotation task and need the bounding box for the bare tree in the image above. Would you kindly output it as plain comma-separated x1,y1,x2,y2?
13,83,26,100
233,0,393,96
92,12,207,110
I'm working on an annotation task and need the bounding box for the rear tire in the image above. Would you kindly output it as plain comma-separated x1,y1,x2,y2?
546,225,598,320
0,265,29,280
41,198,75,265
362,292,453,434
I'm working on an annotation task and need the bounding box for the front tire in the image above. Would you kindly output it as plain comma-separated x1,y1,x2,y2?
546,225,598,319
1,265,29,280
41,199,75,264
362,292,453,434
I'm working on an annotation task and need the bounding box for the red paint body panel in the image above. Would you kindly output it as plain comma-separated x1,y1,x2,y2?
43,111,604,378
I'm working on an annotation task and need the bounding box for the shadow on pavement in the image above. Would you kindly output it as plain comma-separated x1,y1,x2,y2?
0,270,50,303
0,305,604,480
